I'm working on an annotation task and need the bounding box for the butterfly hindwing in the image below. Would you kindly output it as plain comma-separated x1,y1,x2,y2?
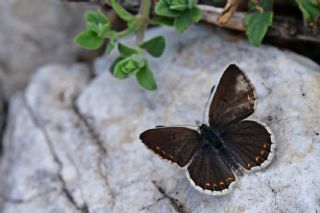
209,64,256,131
221,120,275,171
187,145,236,195
140,127,203,167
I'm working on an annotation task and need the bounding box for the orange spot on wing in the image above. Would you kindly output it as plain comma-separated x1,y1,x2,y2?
206,183,212,187
255,156,261,162
247,162,253,169
219,181,225,186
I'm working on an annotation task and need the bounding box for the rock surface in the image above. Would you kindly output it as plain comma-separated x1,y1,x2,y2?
0,0,95,100
1,26,320,213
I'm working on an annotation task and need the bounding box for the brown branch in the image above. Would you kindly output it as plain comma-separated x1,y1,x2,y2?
199,4,320,43
199,5,245,31
217,0,240,25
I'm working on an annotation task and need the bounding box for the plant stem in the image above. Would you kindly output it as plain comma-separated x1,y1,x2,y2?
136,0,151,44
115,28,134,38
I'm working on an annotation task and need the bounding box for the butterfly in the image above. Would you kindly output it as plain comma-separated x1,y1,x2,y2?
140,64,275,196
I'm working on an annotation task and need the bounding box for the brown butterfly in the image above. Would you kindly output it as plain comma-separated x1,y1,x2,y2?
140,64,275,195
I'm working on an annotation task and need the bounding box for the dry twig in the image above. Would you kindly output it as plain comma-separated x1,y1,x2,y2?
217,0,240,25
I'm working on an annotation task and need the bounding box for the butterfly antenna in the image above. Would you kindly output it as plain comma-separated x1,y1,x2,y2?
202,85,215,124
155,124,197,128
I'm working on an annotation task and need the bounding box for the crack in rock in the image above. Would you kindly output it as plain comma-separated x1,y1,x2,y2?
71,99,107,155
140,197,166,211
66,154,89,210
266,180,278,210
0,98,8,156
0,189,57,204
22,93,88,213
71,97,115,209
152,181,189,213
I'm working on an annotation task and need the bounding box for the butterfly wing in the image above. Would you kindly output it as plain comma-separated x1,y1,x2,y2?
187,144,236,195
221,120,275,171
209,64,256,131
140,127,203,167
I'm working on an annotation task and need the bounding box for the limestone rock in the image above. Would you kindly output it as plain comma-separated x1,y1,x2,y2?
1,26,320,212
0,0,96,99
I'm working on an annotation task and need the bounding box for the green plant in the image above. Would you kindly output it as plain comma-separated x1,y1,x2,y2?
296,0,320,27
74,0,320,90
155,0,202,32
74,0,175,91
112,38,165,90
244,0,273,46
74,0,201,91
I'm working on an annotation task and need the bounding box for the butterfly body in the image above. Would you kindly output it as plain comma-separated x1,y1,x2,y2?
199,124,242,174
140,64,275,195
199,124,221,149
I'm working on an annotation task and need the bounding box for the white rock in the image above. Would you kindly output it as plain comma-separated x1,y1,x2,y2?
1,26,320,213
0,0,96,99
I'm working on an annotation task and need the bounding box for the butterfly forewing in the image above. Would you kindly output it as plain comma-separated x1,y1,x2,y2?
140,127,203,167
209,64,256,131
187,145,236,195
221,120,275,171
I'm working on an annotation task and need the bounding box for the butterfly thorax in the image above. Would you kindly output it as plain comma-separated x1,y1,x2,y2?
200,124,242,174
199,125,222,149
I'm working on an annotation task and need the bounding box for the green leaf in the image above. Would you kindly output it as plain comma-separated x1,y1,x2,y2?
110,0,134,22
188,0,198,8
174,9,194,32
113,57,129,78
85,10,110,37
248,0,272,12
155,0,180,17
139,36,166,57
150,16,175,26
113,66,129,79
85,10,109,25
110,56,125,75
113,54,146,78
191,6,202,22
118,43,139,57
106,36,116,54
170,4,188,11
261,0,273,11
74,30,104,49
296,0,320,23
136,64,157,91
244,11,273,46
248,2,256,11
